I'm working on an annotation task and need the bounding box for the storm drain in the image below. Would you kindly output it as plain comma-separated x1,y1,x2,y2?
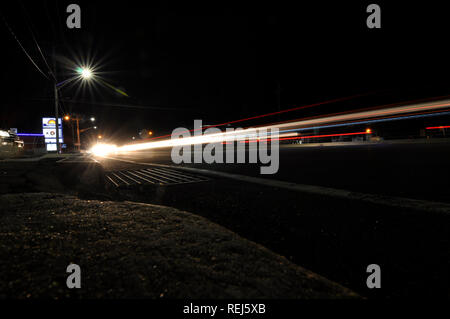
105,167,209,187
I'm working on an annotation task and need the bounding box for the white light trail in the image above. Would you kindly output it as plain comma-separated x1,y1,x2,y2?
90,99,450,156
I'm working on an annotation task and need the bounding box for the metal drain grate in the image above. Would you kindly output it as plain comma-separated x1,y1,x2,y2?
105,167,209,187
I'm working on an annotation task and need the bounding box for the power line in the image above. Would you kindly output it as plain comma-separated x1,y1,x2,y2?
43,0,57,42
18,0,55,81
24,98,195,111
0,11,51,80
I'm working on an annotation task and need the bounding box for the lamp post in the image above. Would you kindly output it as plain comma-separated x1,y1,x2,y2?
57,67,93,152
53,45,60,153
64,115,96,151
54,80,60,153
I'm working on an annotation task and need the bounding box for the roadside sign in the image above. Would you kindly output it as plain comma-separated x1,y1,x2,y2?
42,117,63,151
42,117,62,128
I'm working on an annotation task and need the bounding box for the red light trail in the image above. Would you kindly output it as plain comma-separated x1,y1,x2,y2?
242,131,370,143
426,125,450,130
144,93,370,141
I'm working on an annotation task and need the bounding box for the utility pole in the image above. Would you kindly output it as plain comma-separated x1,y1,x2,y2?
53,45,61,154
54,81,60,153
76,117,81,151
276,79,281,121
71,120,75,151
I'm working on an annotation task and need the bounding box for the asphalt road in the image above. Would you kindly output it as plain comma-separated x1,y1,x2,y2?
98,139,450,203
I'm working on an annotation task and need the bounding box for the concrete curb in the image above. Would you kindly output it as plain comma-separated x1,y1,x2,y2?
103,156,450,215
55,155,105,191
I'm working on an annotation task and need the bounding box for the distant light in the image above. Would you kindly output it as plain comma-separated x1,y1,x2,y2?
90,117,95,122
98,135,103,139
94,126,97,129
366,128,372,134
64,115,70,121
148,131,153,136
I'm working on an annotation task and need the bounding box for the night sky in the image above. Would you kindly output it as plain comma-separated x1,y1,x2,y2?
2,1,450,144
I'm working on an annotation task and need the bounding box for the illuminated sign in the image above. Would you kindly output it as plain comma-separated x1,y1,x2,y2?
42,117,63,151
46,143,57,151
43,128,63,143
42,117,62,128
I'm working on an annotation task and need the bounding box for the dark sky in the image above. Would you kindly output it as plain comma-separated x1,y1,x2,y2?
2,1,450,143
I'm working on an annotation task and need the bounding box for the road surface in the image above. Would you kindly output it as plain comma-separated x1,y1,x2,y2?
97,139,450,203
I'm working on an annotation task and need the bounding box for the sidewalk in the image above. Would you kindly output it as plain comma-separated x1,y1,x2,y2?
0,153,80,162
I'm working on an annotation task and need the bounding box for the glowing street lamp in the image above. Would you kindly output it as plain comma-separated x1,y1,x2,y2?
77,67,93,79
53,65,95,153
64,114,98,151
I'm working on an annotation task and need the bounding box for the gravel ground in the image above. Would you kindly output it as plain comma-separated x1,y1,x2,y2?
97,159,450,298
0,192,358,299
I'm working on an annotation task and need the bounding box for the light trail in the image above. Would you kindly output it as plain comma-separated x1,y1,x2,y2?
91,99,450,156
145,93,370,141
248,94,450,131
426,125,450,130
276,110,450,135
90,143,118,156
145,94,450,141
241,131,370,143
266,100,450,132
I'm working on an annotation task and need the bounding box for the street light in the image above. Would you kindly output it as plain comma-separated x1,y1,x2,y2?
54,67,94,153
64,114,98,151
77,67,93,79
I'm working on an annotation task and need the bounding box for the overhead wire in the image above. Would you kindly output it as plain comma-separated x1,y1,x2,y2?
0,11,51,80
18,0,55,81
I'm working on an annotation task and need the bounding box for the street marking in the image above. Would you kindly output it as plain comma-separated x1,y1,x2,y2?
151,167,208,182
105,174,120,187
110,172,130,186
104,166,210,187
117,171,142,184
